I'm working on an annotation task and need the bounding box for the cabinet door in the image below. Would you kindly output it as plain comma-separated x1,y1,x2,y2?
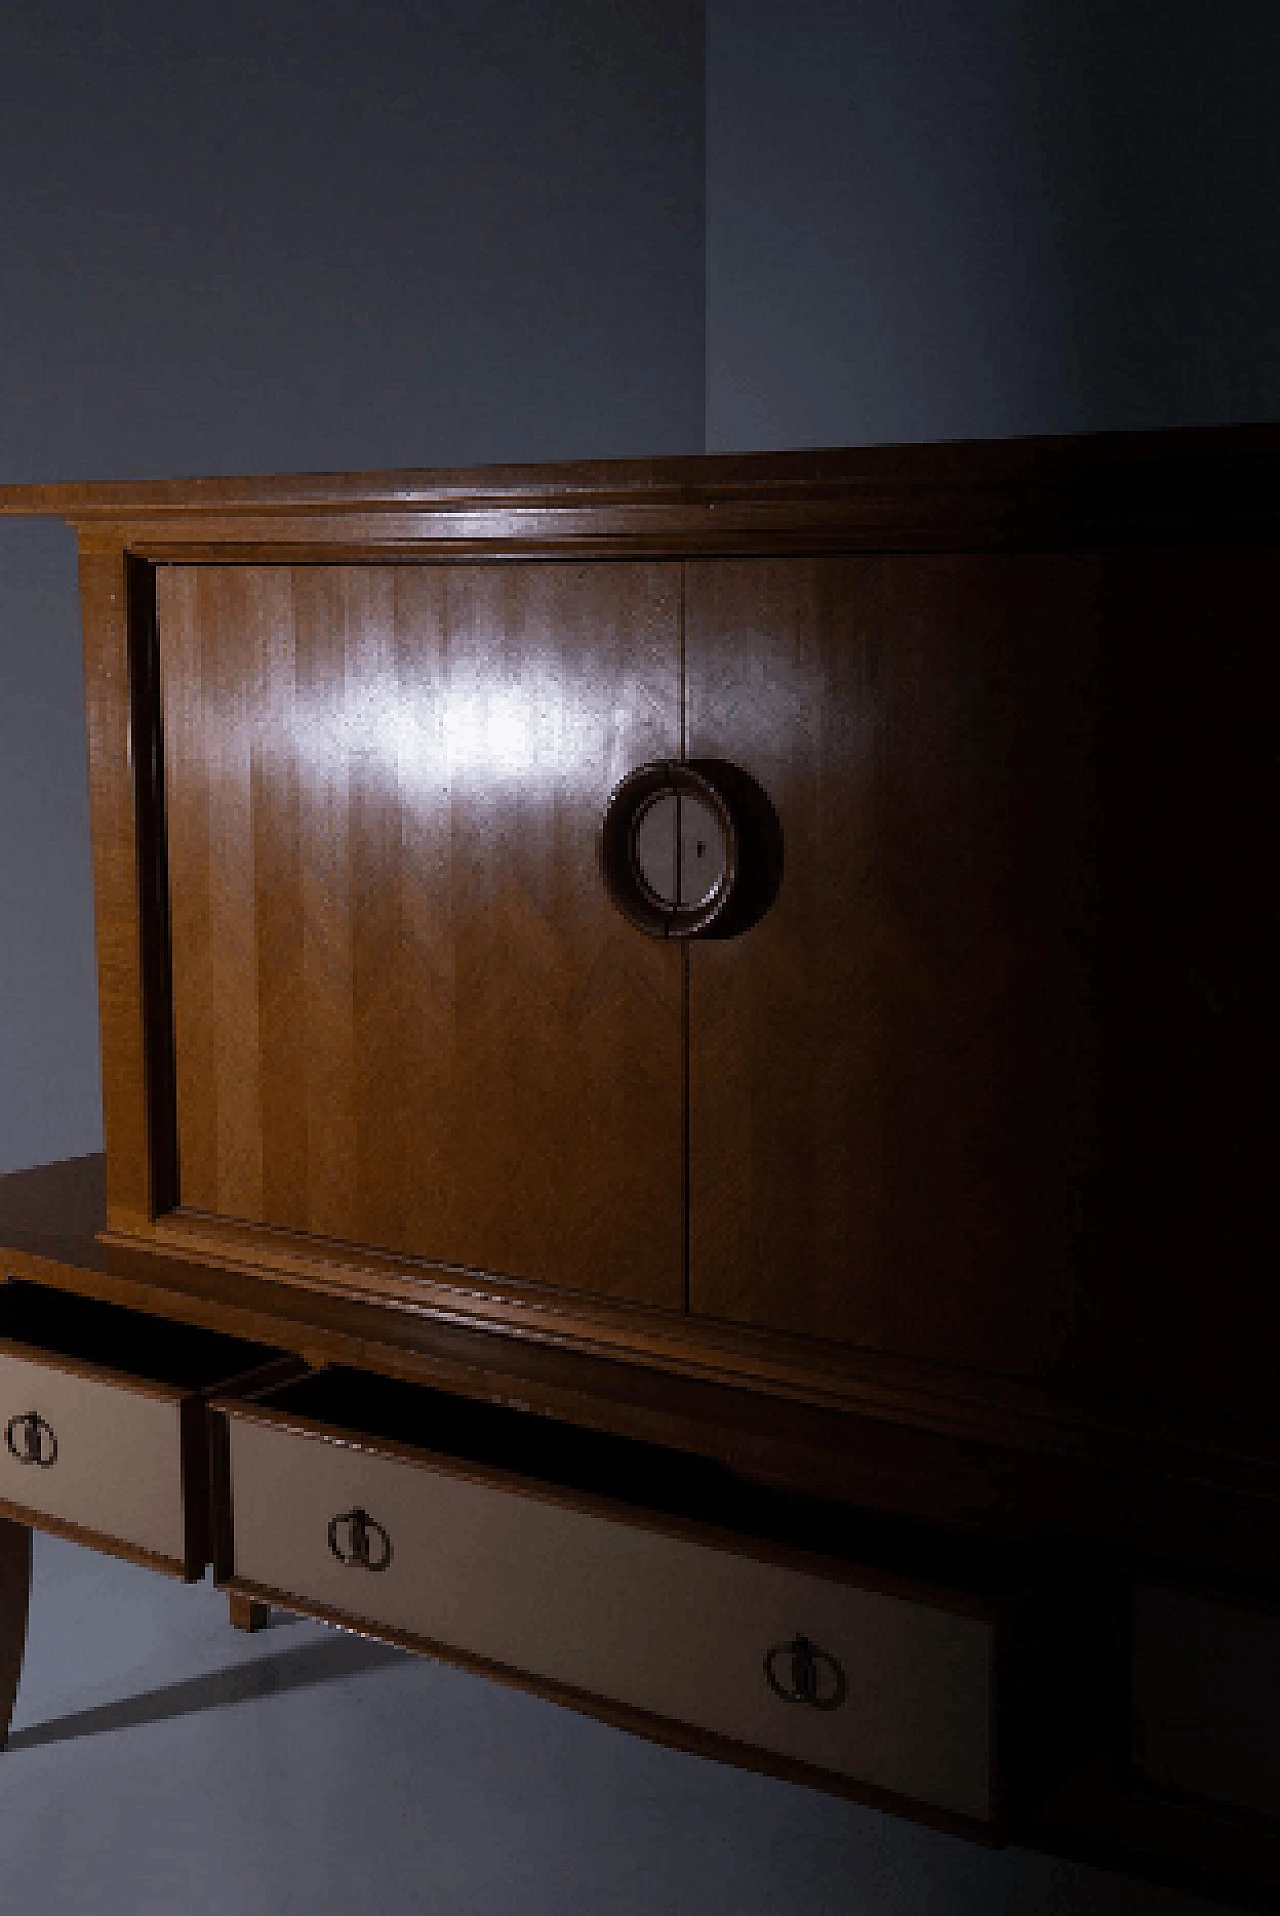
685,554,1101,1376
157,562,684,1309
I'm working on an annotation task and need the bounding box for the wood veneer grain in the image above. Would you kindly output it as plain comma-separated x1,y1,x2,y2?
5,424,1280,554
686,552,1100,1376
159,562,684,1307
79,545,155,1233
3,425,1278,1601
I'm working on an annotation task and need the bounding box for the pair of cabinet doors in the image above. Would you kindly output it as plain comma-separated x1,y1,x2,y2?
155,554,1095,1371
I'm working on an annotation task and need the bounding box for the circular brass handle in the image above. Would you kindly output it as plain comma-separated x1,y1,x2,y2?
327,1506,392,1573
600,761,737,939
5,1411,58,1468
764,1633,847,1710
600,758,782,941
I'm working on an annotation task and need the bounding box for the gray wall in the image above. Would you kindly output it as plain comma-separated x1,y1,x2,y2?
0,0,705,482
0,0,704,1173
707,0,1280,448
0,518,100,1173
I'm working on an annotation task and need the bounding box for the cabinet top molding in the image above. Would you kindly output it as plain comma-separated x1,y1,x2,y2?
2,423,1279,558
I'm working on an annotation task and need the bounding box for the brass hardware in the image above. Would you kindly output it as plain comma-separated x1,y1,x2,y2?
601,760,738,939
601,757,782,941
327,1505,392,1572
764,1633,847,1710
4,1411,58,1469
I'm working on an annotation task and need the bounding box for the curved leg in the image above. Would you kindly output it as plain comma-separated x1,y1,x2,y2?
0,1519,32,1750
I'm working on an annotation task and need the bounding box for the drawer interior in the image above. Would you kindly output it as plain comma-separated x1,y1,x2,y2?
0,1278,287,1392
241,1364,1040,1601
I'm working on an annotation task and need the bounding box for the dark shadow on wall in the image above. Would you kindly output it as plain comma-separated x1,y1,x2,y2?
707,0,1280,447
1018,0,1280,430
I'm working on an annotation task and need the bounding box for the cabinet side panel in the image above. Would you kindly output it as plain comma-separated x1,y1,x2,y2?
80,543,154,1230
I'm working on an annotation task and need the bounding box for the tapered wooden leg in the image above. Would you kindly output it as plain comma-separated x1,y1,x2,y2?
0,1520,33,1750
228,1591,269,1632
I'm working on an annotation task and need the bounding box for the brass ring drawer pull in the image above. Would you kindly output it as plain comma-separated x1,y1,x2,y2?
5,1410,59,1468
764,1633,847,1710
327,1505,392,1573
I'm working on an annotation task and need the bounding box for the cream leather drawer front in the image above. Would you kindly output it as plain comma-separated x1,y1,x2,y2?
0,1349,185,1561
227,1415,995,1821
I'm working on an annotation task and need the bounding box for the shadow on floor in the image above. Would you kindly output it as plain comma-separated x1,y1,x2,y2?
4,1631,411,1753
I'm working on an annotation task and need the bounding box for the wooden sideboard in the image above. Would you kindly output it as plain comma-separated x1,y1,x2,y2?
1,427,1278,1900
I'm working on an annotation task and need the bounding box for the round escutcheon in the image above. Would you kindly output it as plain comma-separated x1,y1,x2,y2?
600,761,739,938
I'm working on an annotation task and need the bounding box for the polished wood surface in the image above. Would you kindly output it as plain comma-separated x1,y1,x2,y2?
0,1519,31,1751
23,431,1279,1442
158,562,683,1305
3,424,1279,560
688,541,1278,1432
687,552,1100,1376
138,537,1276,1430
78,547,157,1235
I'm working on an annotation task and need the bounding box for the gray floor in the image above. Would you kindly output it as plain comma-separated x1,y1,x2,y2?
0,1531,1239,1916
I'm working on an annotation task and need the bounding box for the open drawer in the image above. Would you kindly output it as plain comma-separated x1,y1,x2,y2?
0,1279,299,1578
210,1365,1110,1837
